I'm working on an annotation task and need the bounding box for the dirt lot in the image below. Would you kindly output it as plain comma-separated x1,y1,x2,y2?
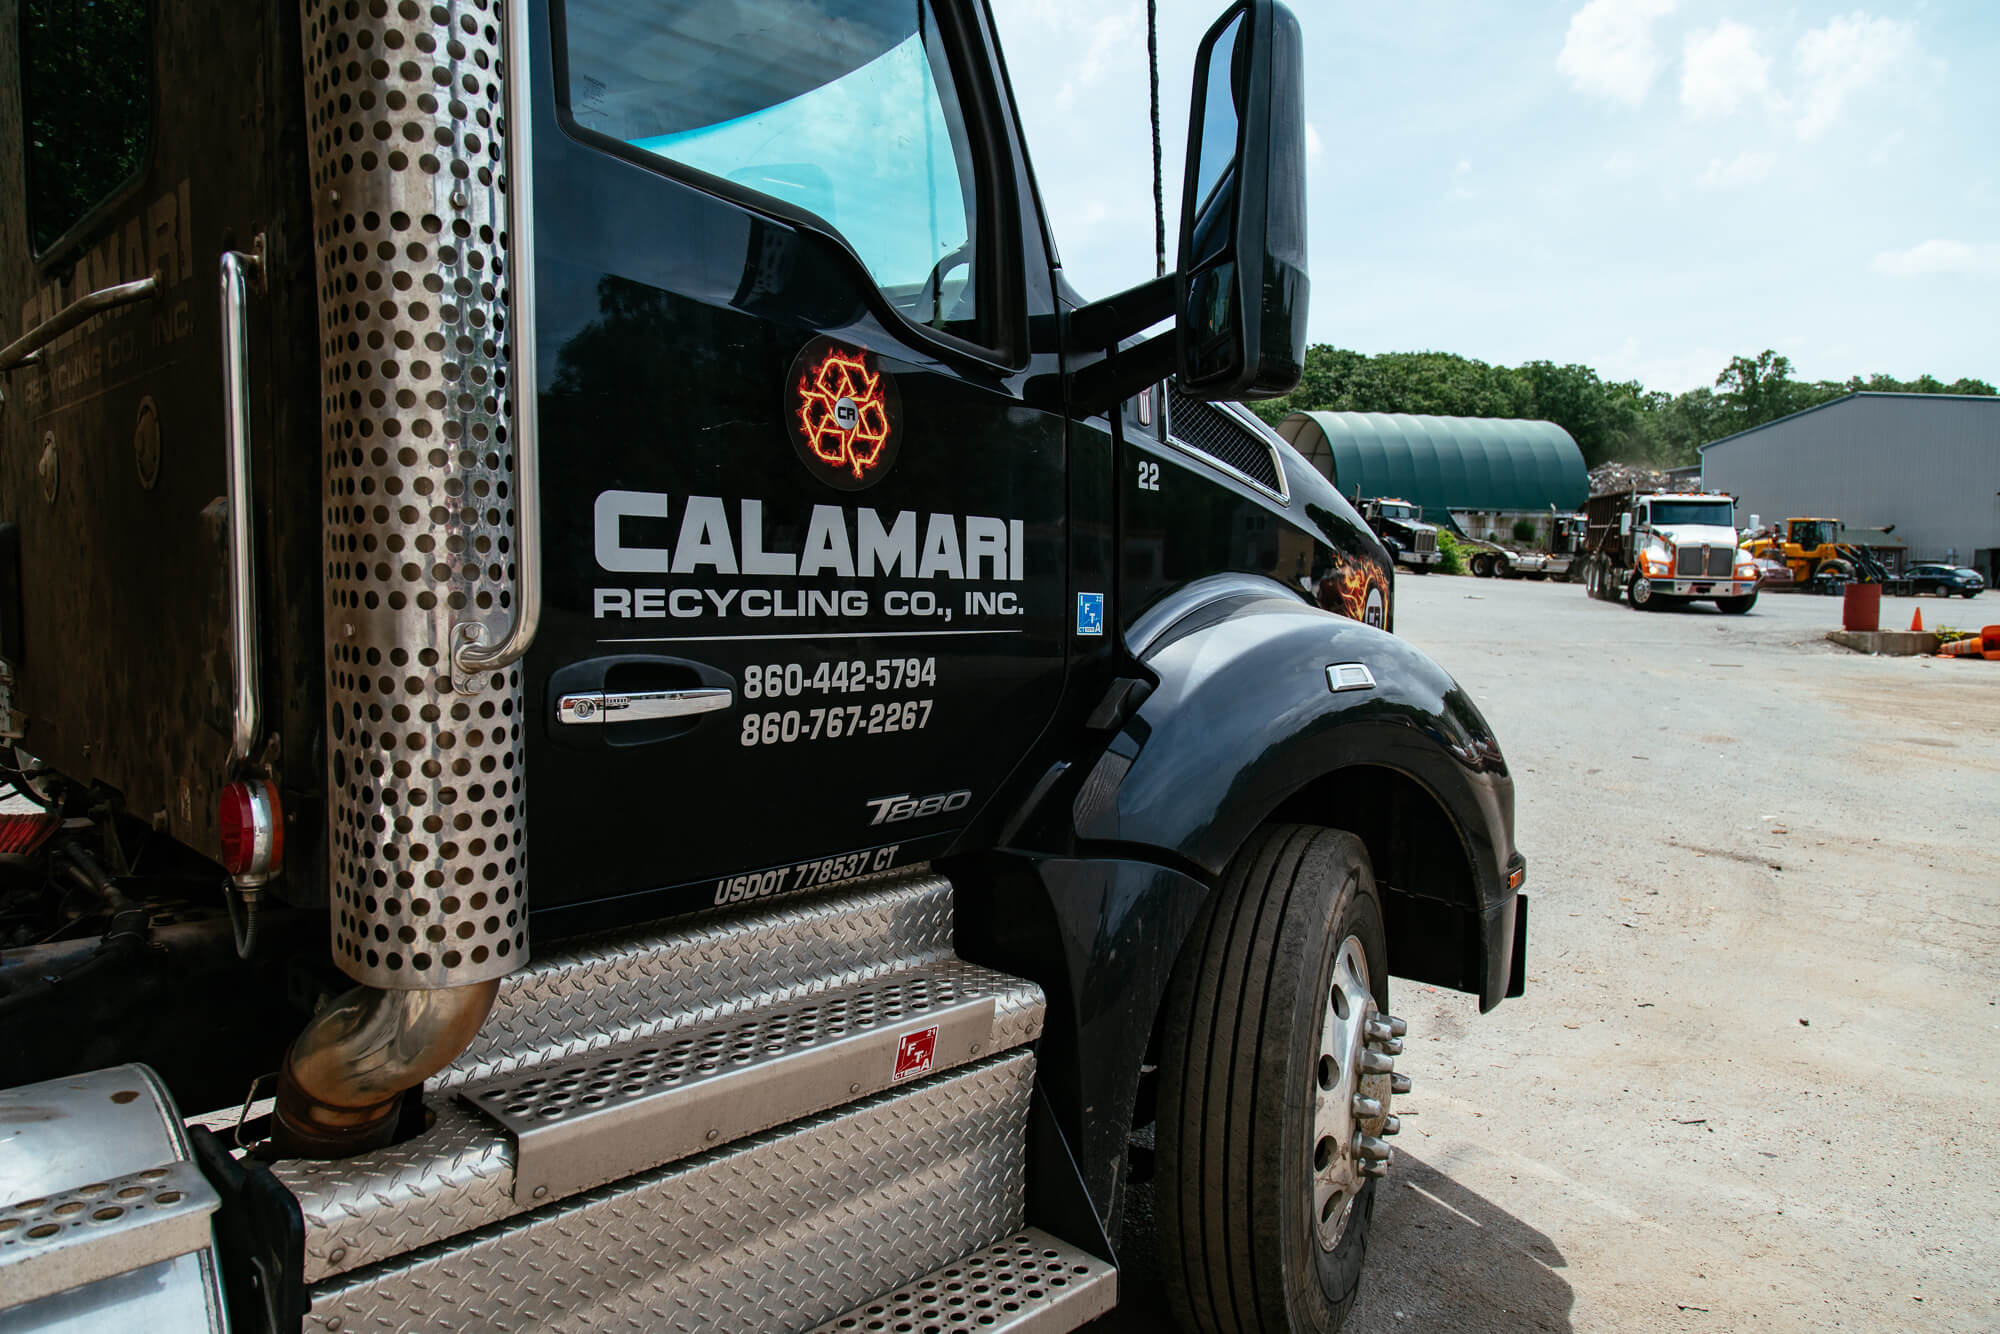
1108,577,2000,1332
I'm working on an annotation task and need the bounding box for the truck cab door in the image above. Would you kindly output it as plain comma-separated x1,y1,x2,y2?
521,0,1068,927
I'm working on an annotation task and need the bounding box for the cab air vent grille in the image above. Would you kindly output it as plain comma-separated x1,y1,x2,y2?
1166,384,1284,495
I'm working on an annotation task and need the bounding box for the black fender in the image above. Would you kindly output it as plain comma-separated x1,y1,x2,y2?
1074,576,1521,1008
955,576,1525,1236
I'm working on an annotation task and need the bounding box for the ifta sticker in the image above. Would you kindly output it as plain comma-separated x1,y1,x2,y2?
893,1026,939,1081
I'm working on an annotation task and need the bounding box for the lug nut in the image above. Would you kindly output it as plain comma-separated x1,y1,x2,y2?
1354,1134,1391,1163
1352,1096,1383,1120
1390,1073,1412,1095
1370,1036,1404,1057
1380,1115,1401,1137
1366,1017,1408,1043
1360,1050,1395,1075
1360,1159,1389,1179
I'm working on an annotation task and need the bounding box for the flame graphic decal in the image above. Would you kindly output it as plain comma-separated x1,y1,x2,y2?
796,347,893,482
1320,556,1392,627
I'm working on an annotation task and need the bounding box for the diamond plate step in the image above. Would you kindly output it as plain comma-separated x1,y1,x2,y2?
462,961,1012,1203
308,1052,1036,1334
805,1230,1117,1334
437,870,956,1088
281,958,1044,1282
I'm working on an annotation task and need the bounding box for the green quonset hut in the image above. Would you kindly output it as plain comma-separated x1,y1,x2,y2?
1276,411,1587,531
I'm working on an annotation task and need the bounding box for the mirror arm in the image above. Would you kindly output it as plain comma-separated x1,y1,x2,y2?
1068,330,1176,418
1067,273,1177,351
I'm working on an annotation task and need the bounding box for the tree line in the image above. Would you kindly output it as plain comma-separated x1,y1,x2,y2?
1246,347,1996,469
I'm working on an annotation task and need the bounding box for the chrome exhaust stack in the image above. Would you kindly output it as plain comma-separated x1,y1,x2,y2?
278,0,539,1157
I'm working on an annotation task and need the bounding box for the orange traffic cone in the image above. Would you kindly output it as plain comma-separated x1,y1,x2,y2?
1910,606,1923,632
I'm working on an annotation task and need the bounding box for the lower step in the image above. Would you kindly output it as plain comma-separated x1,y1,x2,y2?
806,1229,1117,1334
308,1052,1034,1334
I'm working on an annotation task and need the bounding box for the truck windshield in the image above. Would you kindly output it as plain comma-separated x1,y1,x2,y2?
1379,504,1414,519
563,1,982,340
1649,501,1734,528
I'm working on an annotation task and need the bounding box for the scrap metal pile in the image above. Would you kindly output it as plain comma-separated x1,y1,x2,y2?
1587,462,1706,497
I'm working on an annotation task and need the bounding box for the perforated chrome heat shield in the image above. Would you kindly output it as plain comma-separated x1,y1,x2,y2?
301,0,527,988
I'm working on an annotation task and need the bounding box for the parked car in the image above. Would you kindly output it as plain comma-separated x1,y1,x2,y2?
1749,550,1795,589
1906,563,1986,598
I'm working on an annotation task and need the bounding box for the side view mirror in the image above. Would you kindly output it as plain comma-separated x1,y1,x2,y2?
1619,514,1633,536
1064,0,1308,413
1177,0,1308,399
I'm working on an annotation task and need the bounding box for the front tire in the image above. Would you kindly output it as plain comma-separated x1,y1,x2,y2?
1715,593,1757,615
1628,569,1653,609
1157,825,1400,1334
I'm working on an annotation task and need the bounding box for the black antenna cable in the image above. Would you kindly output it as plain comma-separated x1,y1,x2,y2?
1148,0,1165,279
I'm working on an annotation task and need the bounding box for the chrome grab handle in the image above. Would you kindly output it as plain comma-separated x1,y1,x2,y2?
222,245,265,766
452,0,541,688
0,275,159,374
556,688,733,726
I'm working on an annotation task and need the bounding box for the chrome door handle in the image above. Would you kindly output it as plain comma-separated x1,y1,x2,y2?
556,688,733,726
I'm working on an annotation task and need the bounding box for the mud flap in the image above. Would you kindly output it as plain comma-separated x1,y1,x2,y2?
1506,894,1528,999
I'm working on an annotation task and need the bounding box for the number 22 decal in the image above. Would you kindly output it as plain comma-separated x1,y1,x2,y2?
1137,459,1161,491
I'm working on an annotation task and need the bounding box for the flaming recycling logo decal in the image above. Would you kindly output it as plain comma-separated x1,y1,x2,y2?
786,337,902,491
1320,555,1391,629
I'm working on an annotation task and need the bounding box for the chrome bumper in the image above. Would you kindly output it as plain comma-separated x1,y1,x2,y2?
1644,578,1758,597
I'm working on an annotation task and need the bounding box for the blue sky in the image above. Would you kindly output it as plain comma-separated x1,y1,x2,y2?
988,0,1999,393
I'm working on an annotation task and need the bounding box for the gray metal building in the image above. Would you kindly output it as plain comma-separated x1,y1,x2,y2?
1701,393,2000,580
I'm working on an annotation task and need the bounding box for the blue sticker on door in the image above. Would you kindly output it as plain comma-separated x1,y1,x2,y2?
1076,592,1104,636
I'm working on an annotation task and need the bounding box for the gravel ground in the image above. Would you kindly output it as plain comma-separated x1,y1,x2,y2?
1098,576,2000,1332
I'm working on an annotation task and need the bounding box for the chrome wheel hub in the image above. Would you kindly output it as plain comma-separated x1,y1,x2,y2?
1311,936,1406,1252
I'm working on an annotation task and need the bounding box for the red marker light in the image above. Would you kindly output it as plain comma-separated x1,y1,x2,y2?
219,778,283,881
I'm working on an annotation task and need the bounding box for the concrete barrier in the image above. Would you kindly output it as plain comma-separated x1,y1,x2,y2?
1825,629,1940,656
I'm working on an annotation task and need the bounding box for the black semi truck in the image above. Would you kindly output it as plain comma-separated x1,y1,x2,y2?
0,2,1526,1331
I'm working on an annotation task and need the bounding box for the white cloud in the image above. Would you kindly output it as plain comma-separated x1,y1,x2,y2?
1603,148,1640,177
1305,122,1324,163
1698,151,1776,189
1871,240,2000,278
1557,0,1677,107
1681,20,1771,118
1793,12,1917,139
1055,6,1143,109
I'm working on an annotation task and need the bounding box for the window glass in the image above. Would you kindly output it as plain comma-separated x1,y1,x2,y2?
1187,10,1244,267
564,1,983,341
1649,501,1735,527
21,0,151,254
